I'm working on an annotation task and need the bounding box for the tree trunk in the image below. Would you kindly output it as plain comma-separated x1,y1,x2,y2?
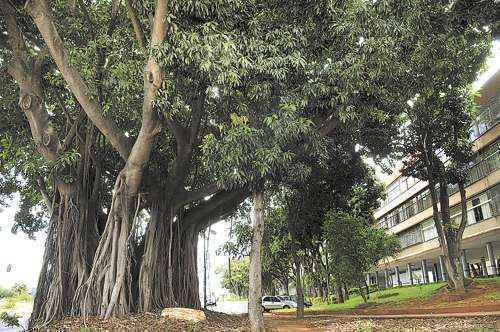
324,249,331,303
335,284,344,304
173,225,202,308
428,179,466,294
138,202,178,312
343,282,349,300
248,190,265,332
81,169,141,318
30,183,98,328
293,255,305,319
358,280,368,303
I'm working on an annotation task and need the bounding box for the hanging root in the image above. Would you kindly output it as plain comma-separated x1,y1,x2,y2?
79,173,138,319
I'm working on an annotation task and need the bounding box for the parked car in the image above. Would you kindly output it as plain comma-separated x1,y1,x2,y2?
261,295,296,312
289,295,313,307
277,295,299,308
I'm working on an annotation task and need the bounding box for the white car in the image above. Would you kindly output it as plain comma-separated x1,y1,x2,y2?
261,295,297,312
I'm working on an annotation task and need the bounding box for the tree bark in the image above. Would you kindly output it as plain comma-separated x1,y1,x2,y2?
428,178,466,294
335,284,344,304
293,255,305,319
287,217,304,318
248,190,265,332
0,4,101,326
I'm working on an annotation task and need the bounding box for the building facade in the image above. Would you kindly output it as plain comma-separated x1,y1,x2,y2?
369,70,500,288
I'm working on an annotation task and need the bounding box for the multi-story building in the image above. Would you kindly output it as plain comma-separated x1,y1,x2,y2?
369,70,500,287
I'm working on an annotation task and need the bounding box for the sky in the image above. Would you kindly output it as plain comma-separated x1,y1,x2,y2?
0,41,499,294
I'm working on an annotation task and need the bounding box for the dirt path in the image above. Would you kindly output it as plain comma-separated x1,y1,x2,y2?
265,314,500,331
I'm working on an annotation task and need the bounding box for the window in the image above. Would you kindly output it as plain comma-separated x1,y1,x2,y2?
421,219,437,241
416,190,431,212
399,225,423,248
472,198,484,222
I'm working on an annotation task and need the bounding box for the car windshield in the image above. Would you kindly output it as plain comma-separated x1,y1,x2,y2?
279,296,290,301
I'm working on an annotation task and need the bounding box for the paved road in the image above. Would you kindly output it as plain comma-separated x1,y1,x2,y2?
209,300,248,314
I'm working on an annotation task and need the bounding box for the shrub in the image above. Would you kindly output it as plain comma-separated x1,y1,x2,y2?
0,287,13,299
11,283,28,295
0,312,21,328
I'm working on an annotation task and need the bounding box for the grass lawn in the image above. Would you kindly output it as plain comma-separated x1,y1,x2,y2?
278,282,446,313
475,276,500,284
223,294,248,302
278,277,500,314
0,293,33,314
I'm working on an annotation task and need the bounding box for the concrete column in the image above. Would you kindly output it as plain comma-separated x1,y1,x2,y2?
375,271,380,288
431,263,437,283
384,269,390,288
421,259,429,284
407,263,414,285
439,255,448,281
395,266,402,287
461,250,470,278
486,242,498,275
366,273,371,285
481,257,488,277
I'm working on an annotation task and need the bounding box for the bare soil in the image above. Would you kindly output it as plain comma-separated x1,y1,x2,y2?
44,311,249,331
265,315,500,331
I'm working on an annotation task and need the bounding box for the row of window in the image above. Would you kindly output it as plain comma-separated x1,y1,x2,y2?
380,100,498,208
398,185,499,249
470,94,499,141
377,141,499,230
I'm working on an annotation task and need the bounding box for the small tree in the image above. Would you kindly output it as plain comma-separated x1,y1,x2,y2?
218,258,250,298
323,209,400,303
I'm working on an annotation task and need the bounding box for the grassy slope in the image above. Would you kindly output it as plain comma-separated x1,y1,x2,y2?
305,282,445,312
297,277,500,313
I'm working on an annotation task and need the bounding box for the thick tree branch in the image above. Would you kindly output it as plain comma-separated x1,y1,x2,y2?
36,176,53,215
124,0,168,191
0,2,28,62
1,1,60,162
176,183,220,209
26,0,132,160
165,117,189,146
125,0,146,50
319,116,339,137
183,189,249,230
188,89,206,144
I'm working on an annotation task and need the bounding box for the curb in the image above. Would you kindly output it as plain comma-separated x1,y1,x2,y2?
300,312,500,319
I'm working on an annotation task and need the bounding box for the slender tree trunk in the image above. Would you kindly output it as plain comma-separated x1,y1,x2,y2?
293,255,305,319
358,280,368,303
248,190,265,332
203,227,209,307
335,284,344,304
343,282,349,300
324,249,330,303
428,179,466,294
